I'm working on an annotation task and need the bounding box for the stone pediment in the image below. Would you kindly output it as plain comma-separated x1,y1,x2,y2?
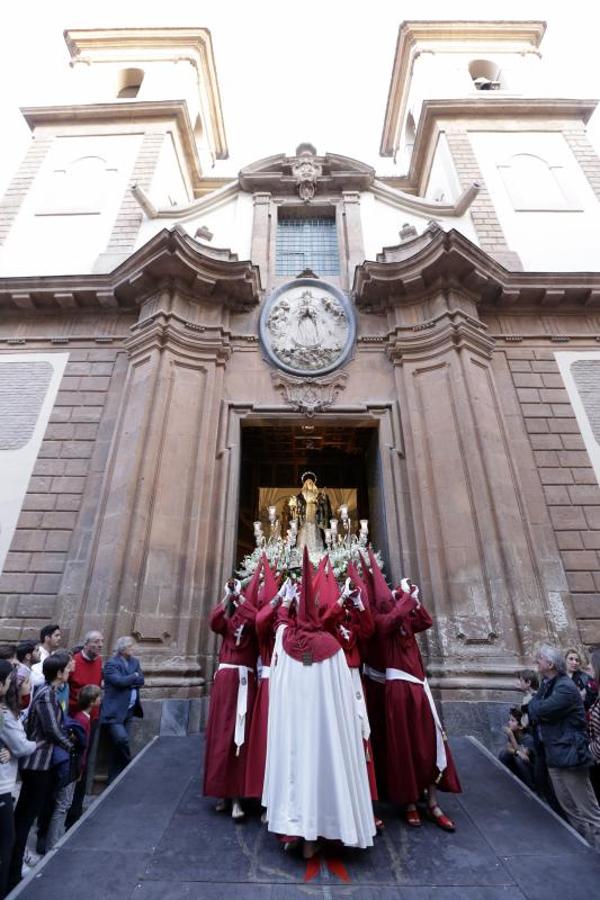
0,227,261,313
239,143,375,198
353,224,600,311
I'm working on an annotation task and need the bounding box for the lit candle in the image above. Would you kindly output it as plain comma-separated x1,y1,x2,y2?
253,521,262,534
268,505,277,523
330,518,338,533
325,528,332,544
360,519,368,533
340,505,348,521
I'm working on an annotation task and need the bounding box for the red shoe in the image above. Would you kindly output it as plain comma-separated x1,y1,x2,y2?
426,804,455,832
374,817,385,833
405,807,422,827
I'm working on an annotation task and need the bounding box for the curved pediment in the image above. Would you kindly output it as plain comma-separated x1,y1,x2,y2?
0,227,262,313
353,224,600,310
238,143,375,197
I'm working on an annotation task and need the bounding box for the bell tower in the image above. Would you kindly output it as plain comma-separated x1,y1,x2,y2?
380,21,600,271
0,28,228,275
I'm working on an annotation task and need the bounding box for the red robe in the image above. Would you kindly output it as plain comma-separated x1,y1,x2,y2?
375,596,462,805
203,600,258,798
244,601,278,798
321,600,378,800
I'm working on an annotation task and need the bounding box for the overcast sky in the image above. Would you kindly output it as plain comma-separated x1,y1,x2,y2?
0,0,598,195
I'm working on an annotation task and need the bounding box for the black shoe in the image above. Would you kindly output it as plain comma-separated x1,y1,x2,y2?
36,835,47,856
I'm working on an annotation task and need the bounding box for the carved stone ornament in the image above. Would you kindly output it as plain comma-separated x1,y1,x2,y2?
271,370,348,416
292,144,322,202
260,278,356,377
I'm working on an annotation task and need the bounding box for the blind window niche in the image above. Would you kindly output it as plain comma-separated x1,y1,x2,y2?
276,214,340,276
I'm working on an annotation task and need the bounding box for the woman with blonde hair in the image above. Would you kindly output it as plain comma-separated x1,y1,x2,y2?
565,647,598,711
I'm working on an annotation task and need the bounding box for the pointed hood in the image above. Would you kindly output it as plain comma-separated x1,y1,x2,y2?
347,560,369,607
282,547,340,663
258,553,279,608
358,551,375,608
243,557,263,608
321,558,341,610
367,547,393,612
312,554,328,597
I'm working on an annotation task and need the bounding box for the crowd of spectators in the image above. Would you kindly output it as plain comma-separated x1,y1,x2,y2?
499,645,600,848
0,625,144,897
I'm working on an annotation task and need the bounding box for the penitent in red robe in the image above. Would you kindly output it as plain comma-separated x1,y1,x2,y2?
375,595,462,805
203,600,258,798
244,600,278,798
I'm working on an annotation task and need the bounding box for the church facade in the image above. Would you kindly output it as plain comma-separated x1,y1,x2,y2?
1,21,600,739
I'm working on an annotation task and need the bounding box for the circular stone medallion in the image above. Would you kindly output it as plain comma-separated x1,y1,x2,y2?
259,279,356,376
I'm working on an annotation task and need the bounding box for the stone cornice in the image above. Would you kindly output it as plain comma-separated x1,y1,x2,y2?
386,308,496,364
21,101,207,194
371,178,479,218
0,228,261,313
380,19,547,156
64,27,228,160
132,179,239,219
353,224,600,310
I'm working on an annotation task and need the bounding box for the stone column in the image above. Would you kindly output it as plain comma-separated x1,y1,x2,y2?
388,289,575,690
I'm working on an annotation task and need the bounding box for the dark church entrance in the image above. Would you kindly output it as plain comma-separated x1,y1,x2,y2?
236,421,381,565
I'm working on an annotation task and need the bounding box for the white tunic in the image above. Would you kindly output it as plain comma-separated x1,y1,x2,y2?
262,623,375,848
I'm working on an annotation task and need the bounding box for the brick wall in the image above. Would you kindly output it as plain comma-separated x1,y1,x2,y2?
564,128,600,201
0,348,121,636
507,347,600,645
0,137,53,246
445,130,510,255
104,132,165,255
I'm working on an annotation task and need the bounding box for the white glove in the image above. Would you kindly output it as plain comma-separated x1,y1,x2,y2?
399,577,410,595
342,577,353,599
352,592,364,611
277,579,288,599
410,584,420,607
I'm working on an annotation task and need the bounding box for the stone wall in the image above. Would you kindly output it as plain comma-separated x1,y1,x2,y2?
506,346,600,646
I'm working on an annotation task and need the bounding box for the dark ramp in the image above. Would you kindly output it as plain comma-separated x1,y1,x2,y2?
10,735,600,900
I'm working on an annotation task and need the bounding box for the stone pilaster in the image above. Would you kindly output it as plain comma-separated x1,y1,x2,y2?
78,290,231,693
340,191,365,289
250,192,272,287
387,293,575,690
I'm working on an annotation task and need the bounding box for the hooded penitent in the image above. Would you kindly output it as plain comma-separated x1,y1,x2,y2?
282,547,340,663
367,547,394,612
243,558,263,608
257,553,279,608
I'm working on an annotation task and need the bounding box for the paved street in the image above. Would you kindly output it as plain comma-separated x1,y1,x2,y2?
10,735,600,900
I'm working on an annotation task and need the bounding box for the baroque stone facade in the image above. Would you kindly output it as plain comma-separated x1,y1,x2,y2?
1,21,600,741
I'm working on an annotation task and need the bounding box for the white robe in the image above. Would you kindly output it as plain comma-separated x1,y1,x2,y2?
262,623,375,848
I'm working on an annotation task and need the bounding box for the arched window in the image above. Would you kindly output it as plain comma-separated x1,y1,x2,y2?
117,68,144,99
468,59,502,91
36,156,115,215
497,153,574,210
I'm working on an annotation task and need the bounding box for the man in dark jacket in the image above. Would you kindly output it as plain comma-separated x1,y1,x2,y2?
100,636,144,783
529,644,600,848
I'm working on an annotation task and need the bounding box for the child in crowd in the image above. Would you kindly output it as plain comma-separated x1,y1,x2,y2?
45,684,101,851
499,707,535,791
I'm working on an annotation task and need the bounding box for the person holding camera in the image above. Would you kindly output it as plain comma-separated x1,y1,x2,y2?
203,573,259,820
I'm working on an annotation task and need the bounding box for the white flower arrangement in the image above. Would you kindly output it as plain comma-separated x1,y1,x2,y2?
236,540,386,586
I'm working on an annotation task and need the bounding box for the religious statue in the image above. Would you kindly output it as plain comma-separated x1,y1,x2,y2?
288,471,333,554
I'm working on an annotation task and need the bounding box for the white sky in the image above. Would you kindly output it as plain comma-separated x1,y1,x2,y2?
0,0,599,195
